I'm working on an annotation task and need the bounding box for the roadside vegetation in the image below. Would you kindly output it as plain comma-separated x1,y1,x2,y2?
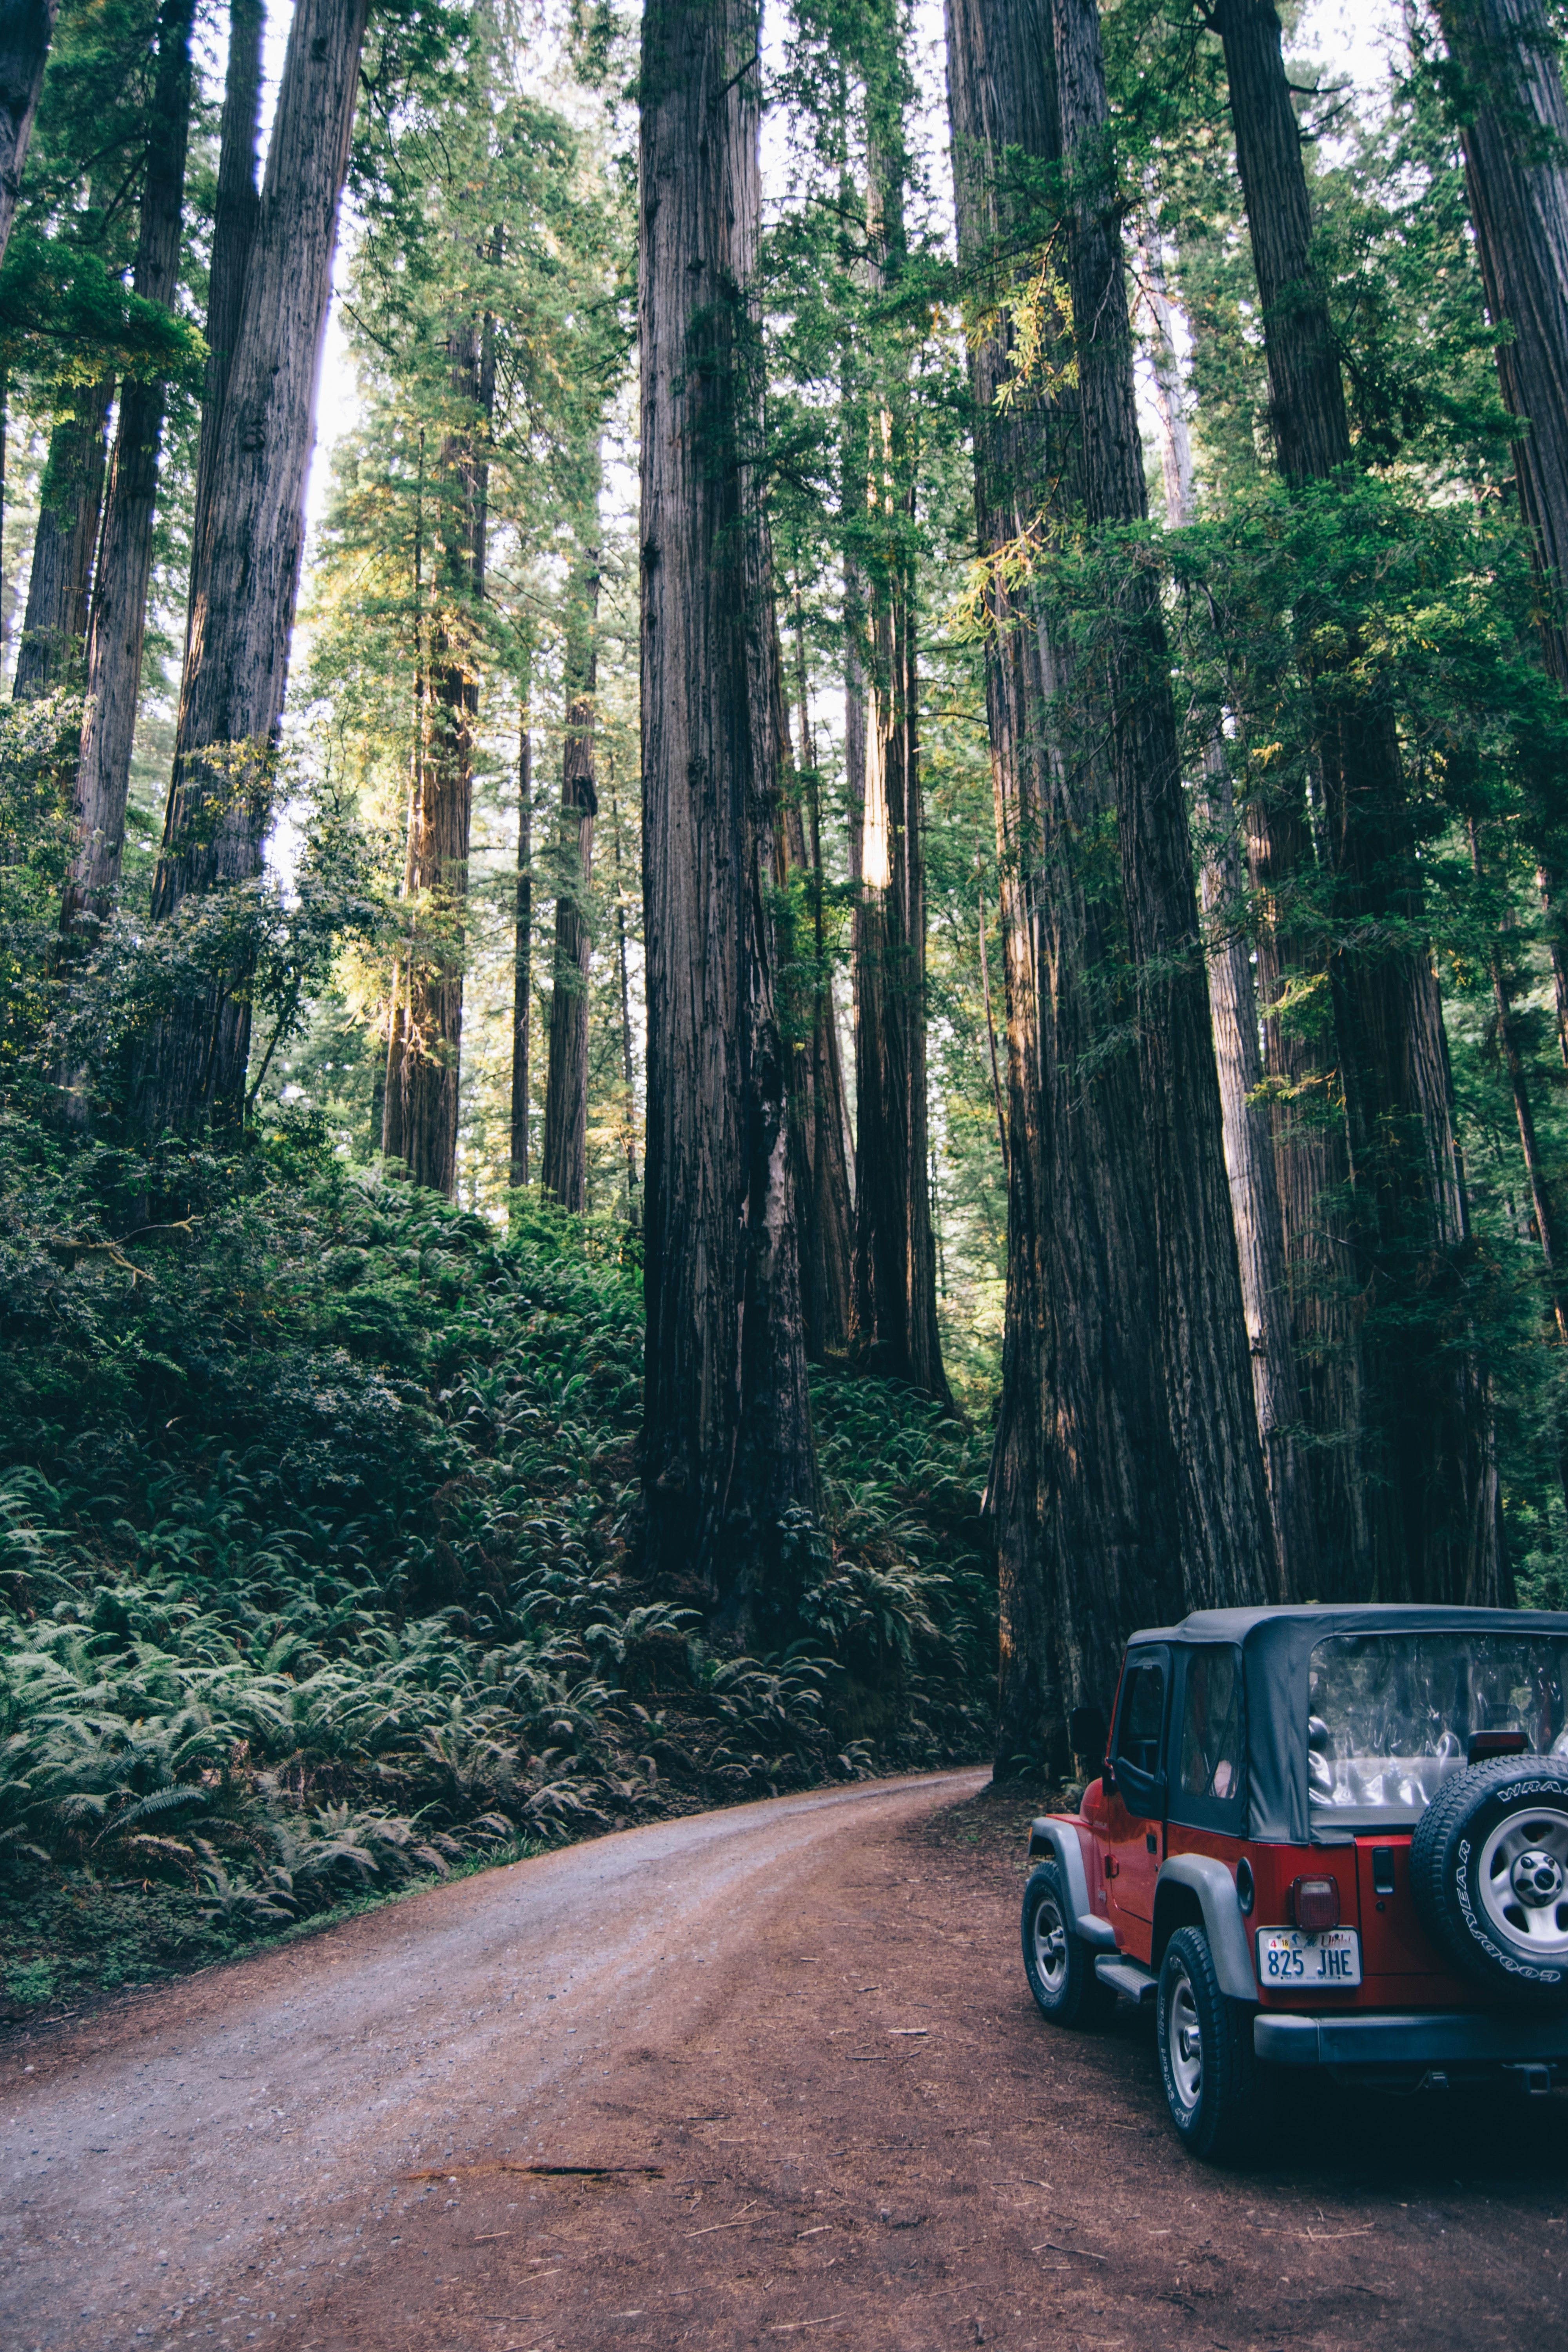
0,1121,995,2018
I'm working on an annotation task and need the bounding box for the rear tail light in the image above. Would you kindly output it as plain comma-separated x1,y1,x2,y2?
1468,1729,1528,1763
1293,1875,1340,1932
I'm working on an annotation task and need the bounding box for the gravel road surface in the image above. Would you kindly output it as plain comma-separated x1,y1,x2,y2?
4,1769,1565,2351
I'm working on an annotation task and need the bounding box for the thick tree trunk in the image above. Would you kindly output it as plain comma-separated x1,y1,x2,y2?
387,314,488,1196
135,0,369,1141
1138,219,1315,1598
1051,0,1276,1607
0,2,58,269
182,0,263,691
789,610,853,1358
1245,773,1371,1592
13,377,113,700
638,0,818,1632
541,534,600,1214
510,691,533,1191
59,0,196,967
1470,818,1568,1339
1216,0,1504,1602
846,46,950,1404
1436,0,1568,1053
608,759,639,1225
945,0,1187,1770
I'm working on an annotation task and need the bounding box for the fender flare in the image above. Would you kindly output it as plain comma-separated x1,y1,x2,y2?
1154,1853,1257,2002
1027,1817,1116,1950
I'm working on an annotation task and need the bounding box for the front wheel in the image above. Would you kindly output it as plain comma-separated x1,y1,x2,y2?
1021,1862,1115,2027
1156,1926,1272,2161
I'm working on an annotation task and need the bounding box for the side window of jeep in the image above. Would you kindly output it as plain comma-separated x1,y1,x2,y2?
1114,1659,1166,1779
1178,1644,1244,1807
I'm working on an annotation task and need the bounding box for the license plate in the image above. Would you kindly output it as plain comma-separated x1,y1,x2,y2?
1256,1927,1362,1987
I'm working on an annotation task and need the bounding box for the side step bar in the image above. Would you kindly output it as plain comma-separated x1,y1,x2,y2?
1094,1954,1157,2005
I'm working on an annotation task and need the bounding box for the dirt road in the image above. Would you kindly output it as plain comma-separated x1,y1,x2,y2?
4,1771,1566,2352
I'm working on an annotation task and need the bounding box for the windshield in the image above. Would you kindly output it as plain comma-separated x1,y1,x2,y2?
1308,1632,1568,1822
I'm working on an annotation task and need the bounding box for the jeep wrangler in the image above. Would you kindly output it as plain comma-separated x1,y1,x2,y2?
1022,1604,1568,2158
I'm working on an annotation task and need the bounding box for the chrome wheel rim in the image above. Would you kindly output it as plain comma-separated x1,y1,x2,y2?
1166,1962,1203,2113
1032,1888,1068,1994
1479,1804,1568,1960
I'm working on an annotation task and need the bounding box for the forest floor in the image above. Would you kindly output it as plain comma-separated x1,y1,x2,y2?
4,1769,1566,2352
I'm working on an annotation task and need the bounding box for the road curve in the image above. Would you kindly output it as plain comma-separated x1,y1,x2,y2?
1,1768,987,2348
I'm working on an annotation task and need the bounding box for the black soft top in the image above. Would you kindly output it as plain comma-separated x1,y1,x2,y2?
1125,1604,1568,1842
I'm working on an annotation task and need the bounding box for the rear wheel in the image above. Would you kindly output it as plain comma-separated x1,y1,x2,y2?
1021,1862,1115,2027
1156,1926,1272,2161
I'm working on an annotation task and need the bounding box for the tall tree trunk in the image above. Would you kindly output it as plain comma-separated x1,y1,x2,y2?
608,755,639,1226
12,376,113,700
846,33,950,1404
1436,0,1568,1058
386,311,489,1195
638,0,818,1633
791,600,853,1357
59,0,196,969
510,667,533,1192
1051,0,1276,1606
945,0,1186,1769
134,0,369,1142
1215,0,1504,1602
1469,817,1568,1339
0,1,58,269
541,527,600,1213
1138,219,1316,1598
181,0,263,701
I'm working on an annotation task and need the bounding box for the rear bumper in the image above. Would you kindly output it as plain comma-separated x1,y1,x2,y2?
1255,2008,1568,2074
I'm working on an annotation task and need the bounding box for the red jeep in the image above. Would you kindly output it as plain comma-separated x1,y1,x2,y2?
1022,1604,1568,2157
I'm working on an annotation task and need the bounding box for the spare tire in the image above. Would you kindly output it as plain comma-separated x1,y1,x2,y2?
1410,1755,1568,2004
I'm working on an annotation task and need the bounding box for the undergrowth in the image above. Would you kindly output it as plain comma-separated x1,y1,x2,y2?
0,1113,996,2017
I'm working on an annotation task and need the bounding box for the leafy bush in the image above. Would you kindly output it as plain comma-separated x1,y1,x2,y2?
0,1125,996,2012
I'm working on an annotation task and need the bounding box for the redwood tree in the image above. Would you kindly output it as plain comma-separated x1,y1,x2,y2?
383,313,491,1195
844,7,949,1404
11,375,111,699
1213,0,1504,1603
1435,0,1568,1056
135,0,369,1140
541,526,600,1212
1049,0,1275,1612
59,0,196,967
638,0,818,1628
0,1,58,269
945,0,1186,1764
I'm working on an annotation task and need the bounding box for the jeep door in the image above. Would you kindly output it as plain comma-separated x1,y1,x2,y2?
1105,1646,1170,1948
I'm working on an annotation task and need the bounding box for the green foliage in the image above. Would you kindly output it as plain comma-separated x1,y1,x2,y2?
0,1138,994,2013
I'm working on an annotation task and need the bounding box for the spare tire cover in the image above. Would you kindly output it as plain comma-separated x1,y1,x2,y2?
1410,1756,1568,2003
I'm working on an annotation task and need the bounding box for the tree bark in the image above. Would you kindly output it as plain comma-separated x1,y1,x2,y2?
541,528,600,1213
134,0,369,1142
790,602,853,1358
386,310,489,1195
608,754,639,1225
0,1,58,270
1469,817,1568,1339
845,22,951,1405
510,677,534,1191
1436,0,1568,1056
1051,0,1276,1607
12,376,113,700
1137,217,1315,1599
638,0,818,1633
182,0,263,699
59,0,196,966
1215,0,1504,1602
945,0,1186,1769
